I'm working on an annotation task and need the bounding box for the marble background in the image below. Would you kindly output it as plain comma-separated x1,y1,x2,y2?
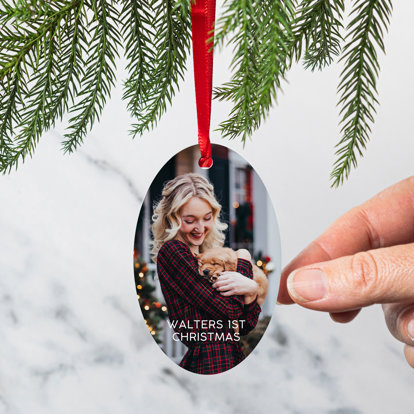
1,1,414,413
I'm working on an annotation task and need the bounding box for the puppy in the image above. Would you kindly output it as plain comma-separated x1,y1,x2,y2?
196,247,268,306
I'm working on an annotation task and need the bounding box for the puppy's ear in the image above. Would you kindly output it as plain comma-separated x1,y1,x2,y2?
193,252,200,259
224,257,237,272
223,249,238,271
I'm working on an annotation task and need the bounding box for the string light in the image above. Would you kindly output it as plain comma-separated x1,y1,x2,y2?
254,255,275,276
135,253,167,342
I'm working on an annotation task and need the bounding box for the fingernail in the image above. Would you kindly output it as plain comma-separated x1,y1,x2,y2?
276,300,293,306
407,320,414,342
287,268,328,303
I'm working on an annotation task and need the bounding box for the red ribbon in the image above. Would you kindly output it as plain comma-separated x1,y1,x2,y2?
191,0,216,169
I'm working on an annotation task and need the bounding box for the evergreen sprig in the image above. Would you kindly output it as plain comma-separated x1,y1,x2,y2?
63,0,122,152
213,0,263,141
128,0,192,136
0,0,122,171
121,0,155,130
214,0,295,142
293,0,345,70
0,66,23,171
332,0,392,187
7,0,86,167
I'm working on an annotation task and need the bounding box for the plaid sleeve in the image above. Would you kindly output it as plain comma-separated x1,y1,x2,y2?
236,258,254,279
235,258,261,335
157,240,246,320
238,299,261,336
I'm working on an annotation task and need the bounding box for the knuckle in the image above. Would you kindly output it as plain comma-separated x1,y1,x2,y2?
349,251,380,295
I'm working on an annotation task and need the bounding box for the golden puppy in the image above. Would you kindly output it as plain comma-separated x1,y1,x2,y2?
196,247,268,306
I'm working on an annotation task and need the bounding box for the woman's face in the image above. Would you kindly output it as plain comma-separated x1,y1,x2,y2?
177,197,213,252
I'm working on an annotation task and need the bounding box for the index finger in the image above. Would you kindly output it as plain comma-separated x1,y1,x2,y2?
219,271,238,278
278,176,414,304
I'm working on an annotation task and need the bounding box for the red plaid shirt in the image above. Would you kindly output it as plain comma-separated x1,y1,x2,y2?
157,239,261,374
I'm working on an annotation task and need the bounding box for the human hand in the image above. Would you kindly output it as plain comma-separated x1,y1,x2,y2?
213,271,258,300
278,176,414,368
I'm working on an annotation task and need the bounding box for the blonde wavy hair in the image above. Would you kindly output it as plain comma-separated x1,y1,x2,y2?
151,173,228,262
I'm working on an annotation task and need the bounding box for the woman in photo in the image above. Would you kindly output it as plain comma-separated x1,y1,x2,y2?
151,173,261,375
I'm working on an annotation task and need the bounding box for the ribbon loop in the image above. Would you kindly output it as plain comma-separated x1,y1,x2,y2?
191,0,216,169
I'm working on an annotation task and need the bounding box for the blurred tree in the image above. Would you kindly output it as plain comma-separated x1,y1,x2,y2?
134,250,168,343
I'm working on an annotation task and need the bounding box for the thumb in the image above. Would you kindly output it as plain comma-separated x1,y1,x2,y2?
287,243,414,312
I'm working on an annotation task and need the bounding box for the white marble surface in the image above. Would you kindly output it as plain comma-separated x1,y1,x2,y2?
1,2,414,412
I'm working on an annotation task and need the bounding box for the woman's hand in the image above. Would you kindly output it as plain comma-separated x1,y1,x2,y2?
212,271,258,300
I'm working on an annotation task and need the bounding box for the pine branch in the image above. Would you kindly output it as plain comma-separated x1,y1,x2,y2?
0,1,82,80
331,0,392,187
213,0,262,141
214,0,294,142
0,69,24,172
292,0,345,71
254,0,294,120
63,0,122,152
10,5,86,167
0,0,85,173
47,7,86,126
0,0,25,170
0,0,398,186
120,0,156,125
129,0,192,136
9,36,57,167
